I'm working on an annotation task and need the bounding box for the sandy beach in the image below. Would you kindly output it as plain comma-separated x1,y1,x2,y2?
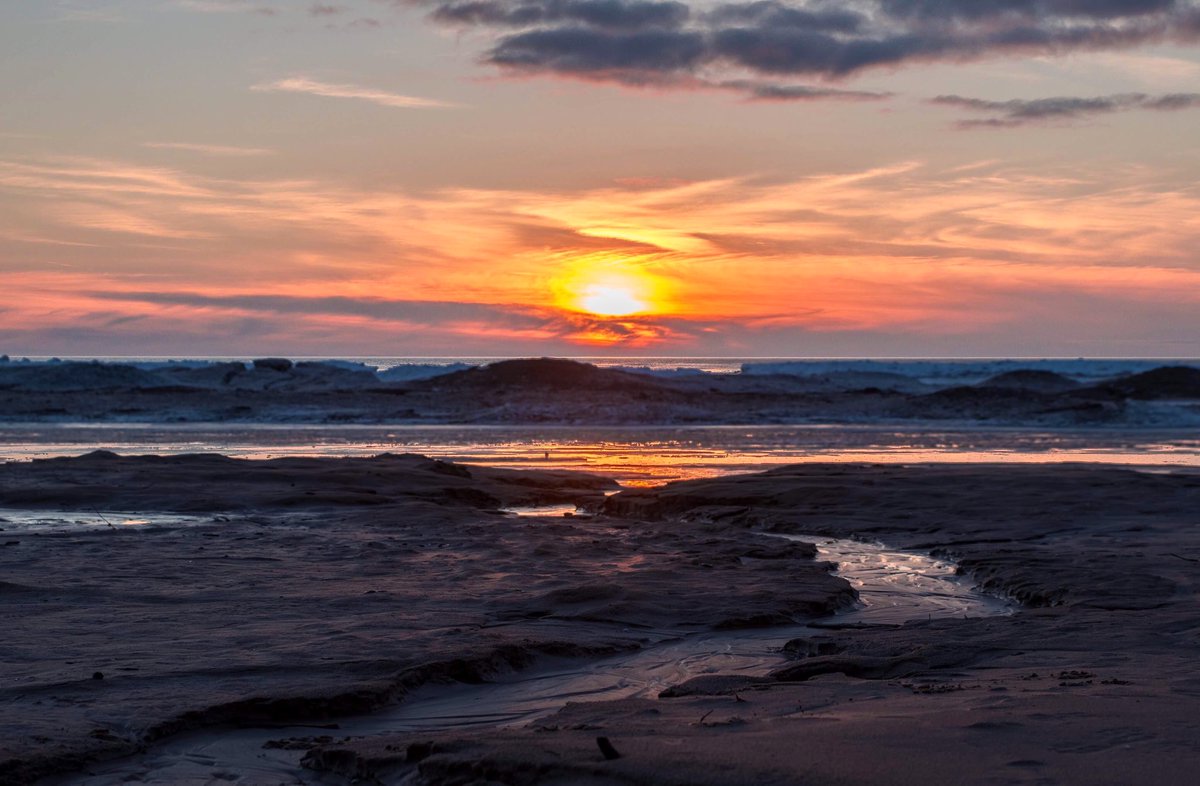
9,0,1200,779
2,455,1198,784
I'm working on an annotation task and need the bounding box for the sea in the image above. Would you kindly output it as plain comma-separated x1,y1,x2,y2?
3,355,1199,485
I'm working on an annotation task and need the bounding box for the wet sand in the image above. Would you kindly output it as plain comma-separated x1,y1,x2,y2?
3,457,1200,783
0,453,849,783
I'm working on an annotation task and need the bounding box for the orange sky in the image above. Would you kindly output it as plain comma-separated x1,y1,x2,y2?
2,2,1199,356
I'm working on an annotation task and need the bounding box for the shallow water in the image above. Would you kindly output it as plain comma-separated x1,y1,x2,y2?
4,423,1199,486
345,534,1011,734
501,503,583,517
0,510,212,533
56,534,1012,784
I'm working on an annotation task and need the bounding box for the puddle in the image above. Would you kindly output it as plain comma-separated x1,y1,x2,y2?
0,510,212,533
501,504,581,518
776,535,1013,625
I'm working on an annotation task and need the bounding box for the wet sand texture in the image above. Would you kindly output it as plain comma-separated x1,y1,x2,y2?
0,453,852,783
304,463,1200,785
2,457,1199,783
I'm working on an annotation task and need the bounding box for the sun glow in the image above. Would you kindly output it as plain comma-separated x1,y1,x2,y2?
578,283,646,316
551,258,667,319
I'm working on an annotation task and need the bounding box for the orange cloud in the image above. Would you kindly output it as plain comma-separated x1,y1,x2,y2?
2,154,1200,354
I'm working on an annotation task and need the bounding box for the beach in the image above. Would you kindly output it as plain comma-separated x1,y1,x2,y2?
3,454,1199,783
10,0,1200,778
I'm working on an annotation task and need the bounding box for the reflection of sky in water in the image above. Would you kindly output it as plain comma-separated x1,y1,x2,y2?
2,424,1199,486
0,510,211,532
503,503,580,517
319,535,1013,734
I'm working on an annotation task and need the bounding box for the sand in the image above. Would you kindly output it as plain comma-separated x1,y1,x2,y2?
2,458,1199,784
0,453,850,783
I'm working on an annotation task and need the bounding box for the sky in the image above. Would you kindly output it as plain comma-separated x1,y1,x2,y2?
2,0,1199,358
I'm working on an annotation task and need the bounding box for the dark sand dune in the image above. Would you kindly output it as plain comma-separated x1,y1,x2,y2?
415,358,668,394
979,369,1081,392
1,357,1198,425
1097,365,1200,400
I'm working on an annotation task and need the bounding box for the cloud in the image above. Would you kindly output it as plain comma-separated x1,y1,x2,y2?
430,0,692,30
251,77,455,108
933,91,1200,127
89,290,541,326
4,153,1200,353
174,0,277,14
144,142,275,156
406,0,1200,98
711,80,890,102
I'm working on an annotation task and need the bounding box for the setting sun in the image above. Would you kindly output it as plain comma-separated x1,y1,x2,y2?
550,257,668,319
578,284,646,316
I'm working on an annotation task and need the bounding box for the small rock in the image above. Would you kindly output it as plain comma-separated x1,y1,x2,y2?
596,736,621,760
407,742,433,763
253,358,293,372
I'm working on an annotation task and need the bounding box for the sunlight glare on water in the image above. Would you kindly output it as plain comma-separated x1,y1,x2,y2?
2,424,1198,486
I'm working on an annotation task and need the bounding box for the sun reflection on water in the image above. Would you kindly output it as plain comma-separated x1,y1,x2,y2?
2,425,1198,487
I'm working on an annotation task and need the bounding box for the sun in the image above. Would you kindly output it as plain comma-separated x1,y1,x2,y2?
578,283,647,317
550,257,668,319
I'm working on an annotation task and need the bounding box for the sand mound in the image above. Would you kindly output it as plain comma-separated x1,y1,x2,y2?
1102,365,1200,399
980,369,1080,392
420,358,664,393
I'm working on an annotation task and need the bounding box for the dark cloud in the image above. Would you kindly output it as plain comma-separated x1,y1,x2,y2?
490,27,707,77
933,91,1200,127
712,80,891,101
431,0,690,30
408,0,1200,99
707,2,867,33
878,0,1180,23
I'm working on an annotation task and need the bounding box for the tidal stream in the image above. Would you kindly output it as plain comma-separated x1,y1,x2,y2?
55,524,1013,785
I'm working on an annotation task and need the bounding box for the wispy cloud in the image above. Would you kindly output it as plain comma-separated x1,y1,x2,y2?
144,141,274,157
174,0,276,15
309,3,344,16
250,77,455,109
3,154,1200,352
54,8,127,23
934,91,1200,128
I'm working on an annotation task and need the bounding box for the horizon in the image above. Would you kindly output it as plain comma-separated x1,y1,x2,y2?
8,353,1200,361
3,1,1200,356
